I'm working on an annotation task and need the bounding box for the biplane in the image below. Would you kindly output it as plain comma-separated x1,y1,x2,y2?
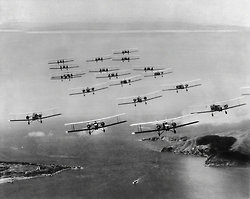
240,87,250,96
64,113,127,134
133,66,165,72
109,75,142,87
49,64,79,71
162,79,202,93
190,97,246,116
96,70,131,80
112,56,140,62
9,109,61,125
86,56,112,62
144,68,173,78
117,91,163,106
89,66,120,73
48,59,74,65
113,48,138,55
69,83,108,96
51,71,86,81
130,115,199,137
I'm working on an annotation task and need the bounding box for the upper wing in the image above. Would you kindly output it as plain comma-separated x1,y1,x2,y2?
112,57,140,61
89,67,120,73
65,113,127,133
131,114,199,134
48,59,74,64
144,68,173,77
86,56,112,62
190,97,246,114
240,86,250,96
51,72,86,80
113,48,138,54
117,90,163,106
96,70,131,79
133,66,165,71
49,65,79,70
109,75,142,86
162,79,201,91
41,113,62,119
131,120,199,134
69,83,108,96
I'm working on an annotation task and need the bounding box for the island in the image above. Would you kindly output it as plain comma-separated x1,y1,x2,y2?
0,161,83,184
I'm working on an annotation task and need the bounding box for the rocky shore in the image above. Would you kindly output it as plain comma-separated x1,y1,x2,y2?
0,161,83,184
141,131,250,167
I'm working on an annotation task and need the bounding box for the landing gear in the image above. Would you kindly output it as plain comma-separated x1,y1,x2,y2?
225,111,227,114
212,113,214,117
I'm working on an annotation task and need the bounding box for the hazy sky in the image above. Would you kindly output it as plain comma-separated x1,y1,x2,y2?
1,1,250,134
1,0,250,27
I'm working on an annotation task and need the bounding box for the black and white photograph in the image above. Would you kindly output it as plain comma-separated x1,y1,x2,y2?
0,1,250,198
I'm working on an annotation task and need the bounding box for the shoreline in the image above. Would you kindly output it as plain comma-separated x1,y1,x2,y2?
0,161,83,185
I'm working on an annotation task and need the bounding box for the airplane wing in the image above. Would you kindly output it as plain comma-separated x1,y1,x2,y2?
86,56,112,62
9,119,29,122
144,68,173,77
51,72,86,80
113,48,138,54
240,87,250,96
65,113,127,133
9,108,61,122
49,65,79,70
109,75,142,86
131,115,199,134
133,66,165,71
89,67,120,73
41,113,62,119
190,97,246,114
162,79,201,91
86,58,96,62
117,90,162,106
69,83,109,96
96,70,131,79
112,57,140,61
131,121,199,134
48,59,74,64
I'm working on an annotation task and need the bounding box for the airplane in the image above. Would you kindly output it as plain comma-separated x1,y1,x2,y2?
69,83,108,96
109,75,142,87
190,97,246,116
64,113,127,134
86,56,112,62
144,68,173,78
49,64,79,71
240,86,250,96
9,109,61,125
130,115,199,137
112,56,140,62
113,48,138,55
133,66,165,72
51,71,86,81
162,79,202,93
96,70,131,80
132,179,140,185
89,66,120,73
48,59,74,65
117,91,163,106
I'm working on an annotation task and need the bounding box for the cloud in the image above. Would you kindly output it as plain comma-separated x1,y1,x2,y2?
28,131,46,137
